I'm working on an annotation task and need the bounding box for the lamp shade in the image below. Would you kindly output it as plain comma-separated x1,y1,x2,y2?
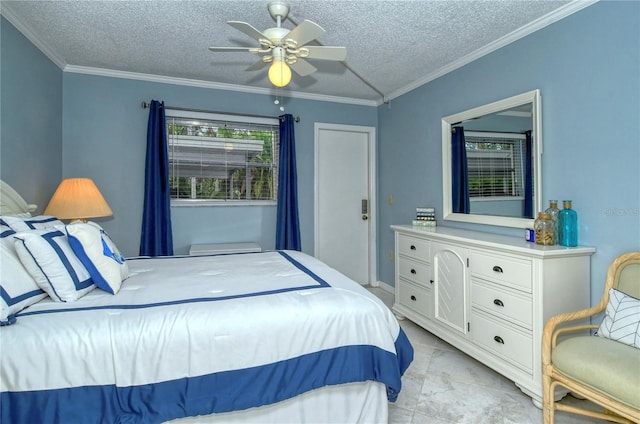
44,178,113,221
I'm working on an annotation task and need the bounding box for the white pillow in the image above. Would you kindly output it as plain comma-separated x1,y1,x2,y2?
597,288,640,349
0,237,47,325
13,229,95,302
2,214,63,231
65,222,128,294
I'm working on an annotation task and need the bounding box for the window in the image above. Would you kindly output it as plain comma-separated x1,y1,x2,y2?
166,110,279,204
464,131,527,198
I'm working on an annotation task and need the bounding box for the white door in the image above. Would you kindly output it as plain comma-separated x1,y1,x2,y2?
314,123,376,285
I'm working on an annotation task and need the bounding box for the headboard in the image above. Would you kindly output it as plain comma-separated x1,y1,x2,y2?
0,180,38,215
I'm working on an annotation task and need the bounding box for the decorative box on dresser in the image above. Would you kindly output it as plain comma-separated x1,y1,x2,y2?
391,225,596,407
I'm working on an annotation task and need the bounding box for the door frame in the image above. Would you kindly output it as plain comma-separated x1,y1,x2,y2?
313,122,377,285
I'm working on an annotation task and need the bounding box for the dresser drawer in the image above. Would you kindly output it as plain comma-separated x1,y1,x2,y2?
399,259,432,286
469,251,532,292
398,235,430,261
471,281,532,329
397,280,432,317
470,311,533,372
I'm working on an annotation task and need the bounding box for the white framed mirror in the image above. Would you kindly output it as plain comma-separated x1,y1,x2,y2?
442,90,542,228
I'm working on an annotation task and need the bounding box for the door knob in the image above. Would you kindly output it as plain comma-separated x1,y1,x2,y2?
362,215,368,221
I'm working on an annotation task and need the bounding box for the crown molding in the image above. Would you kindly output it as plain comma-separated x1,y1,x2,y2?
1,2,67,69
385,0,599,102
3,0,597,107
1,0,375,107
64,65,378,107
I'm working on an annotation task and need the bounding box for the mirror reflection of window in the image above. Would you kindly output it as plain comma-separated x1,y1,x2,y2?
463,131,532,218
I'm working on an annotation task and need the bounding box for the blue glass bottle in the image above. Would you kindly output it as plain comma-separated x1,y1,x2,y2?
558,200,578,247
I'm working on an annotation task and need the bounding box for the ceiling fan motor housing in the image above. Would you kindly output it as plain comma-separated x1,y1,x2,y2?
263,27,290,45
268,1,290,21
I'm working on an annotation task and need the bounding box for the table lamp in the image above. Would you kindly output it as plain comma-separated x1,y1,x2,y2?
44,178,113,222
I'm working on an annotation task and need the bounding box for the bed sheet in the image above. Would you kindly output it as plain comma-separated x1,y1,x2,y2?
1,250,413,423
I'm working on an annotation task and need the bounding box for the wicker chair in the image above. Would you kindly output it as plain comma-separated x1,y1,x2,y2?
542,251,640,424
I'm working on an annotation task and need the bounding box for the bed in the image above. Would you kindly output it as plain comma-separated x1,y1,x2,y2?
0,180,413,424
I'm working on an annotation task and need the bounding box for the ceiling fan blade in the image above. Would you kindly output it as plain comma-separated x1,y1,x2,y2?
303,46,347,61
228,21,269,41
285,19,325,47
289,58,317,77
209,47,257,53
246,59,269,71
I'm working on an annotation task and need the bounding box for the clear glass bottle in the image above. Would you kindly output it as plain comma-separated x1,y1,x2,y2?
534,212,555,245
558,200,578,247
545,200,560,244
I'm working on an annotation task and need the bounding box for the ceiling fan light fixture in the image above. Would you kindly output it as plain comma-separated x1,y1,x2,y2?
209,1,346,88
268,60,292,87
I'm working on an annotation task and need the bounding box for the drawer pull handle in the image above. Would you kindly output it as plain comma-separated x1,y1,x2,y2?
410,269,417,274
493,336,505,344
493,299,504,307
410,245,416,250
410,295,417,301
492,265,504,273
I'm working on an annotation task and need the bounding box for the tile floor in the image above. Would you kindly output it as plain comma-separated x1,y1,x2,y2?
367,287,606,424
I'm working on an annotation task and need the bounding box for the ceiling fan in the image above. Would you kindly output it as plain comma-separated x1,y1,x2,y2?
208,0,347,87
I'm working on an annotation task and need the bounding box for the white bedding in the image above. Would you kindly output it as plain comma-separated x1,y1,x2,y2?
1,250,413,423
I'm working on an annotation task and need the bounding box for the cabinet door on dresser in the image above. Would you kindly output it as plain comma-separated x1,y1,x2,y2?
432,242,468,336
395,235,433,319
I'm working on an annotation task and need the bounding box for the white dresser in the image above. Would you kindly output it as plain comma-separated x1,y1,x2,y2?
391,225,595,406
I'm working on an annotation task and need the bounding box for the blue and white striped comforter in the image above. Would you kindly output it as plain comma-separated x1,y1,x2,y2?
1,250,413,423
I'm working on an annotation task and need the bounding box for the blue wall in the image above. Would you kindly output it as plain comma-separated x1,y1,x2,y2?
0,16,62,207
377,1,640,304
62,74,377,256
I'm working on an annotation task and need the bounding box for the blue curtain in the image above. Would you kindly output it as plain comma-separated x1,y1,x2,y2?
523,131,534,219
140,100,174,256
451,126,470,214
275,114,301,251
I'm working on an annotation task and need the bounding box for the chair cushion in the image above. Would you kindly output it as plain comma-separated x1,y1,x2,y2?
553,335,640,409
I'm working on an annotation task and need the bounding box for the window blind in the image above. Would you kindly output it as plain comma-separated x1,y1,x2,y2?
464,132,526,198
166,111,279,202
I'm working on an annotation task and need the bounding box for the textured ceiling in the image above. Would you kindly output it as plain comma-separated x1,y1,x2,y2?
2,1,592,104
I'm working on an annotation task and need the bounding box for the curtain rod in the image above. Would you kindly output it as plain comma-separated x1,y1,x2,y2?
141,102,300,123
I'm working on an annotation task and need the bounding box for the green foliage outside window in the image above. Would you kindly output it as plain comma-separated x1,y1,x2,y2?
468,177,513,197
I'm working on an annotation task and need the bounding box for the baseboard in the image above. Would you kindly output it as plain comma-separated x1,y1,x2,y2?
374,280,394,295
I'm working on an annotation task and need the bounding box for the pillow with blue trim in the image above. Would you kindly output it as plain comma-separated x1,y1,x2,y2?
597,288,640,349
65,221,128,295
2,214,63,231
0,232,47,325
13,229,95,302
